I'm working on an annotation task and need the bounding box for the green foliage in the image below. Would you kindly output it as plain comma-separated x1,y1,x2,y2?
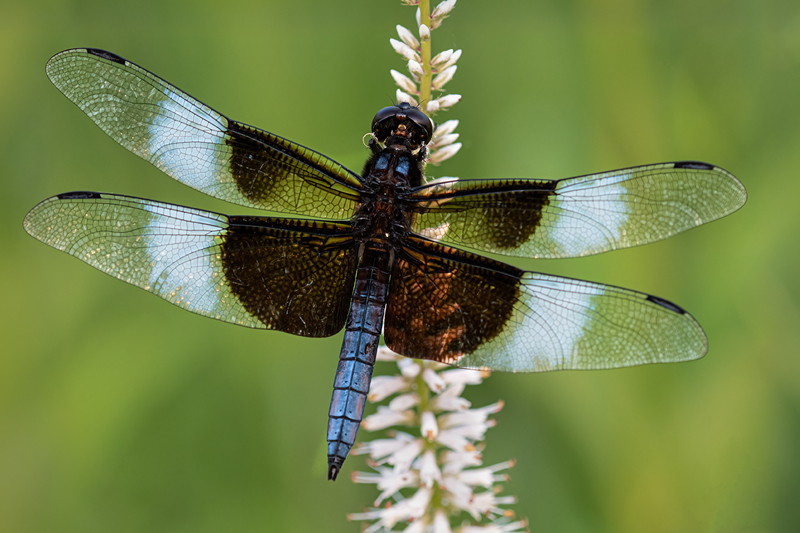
1,0,798,531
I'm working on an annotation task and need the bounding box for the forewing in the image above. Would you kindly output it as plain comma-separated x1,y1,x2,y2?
46,48,366,218
385,236,707,372
24,193,358,337
409,162,746,258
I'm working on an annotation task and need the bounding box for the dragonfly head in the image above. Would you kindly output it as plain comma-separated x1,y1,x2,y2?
371,102,434,150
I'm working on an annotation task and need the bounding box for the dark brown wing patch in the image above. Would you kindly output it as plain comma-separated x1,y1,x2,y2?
222,217,358,337
409,179,556,252
226,121,366,217
384,236,522,363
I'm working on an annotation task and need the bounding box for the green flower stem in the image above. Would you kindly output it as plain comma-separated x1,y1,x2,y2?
415,361,447,523
416,361,431,413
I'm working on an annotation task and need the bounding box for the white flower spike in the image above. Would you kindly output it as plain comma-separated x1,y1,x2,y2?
351,351,524,531
386,0,462,169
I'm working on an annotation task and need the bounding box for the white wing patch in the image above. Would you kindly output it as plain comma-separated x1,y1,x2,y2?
148,89,229,191
142,202,232,319
501,275,596,370
546,173,632,257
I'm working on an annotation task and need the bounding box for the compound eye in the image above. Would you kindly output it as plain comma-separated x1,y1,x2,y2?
371,106,401,132
405,107,434,142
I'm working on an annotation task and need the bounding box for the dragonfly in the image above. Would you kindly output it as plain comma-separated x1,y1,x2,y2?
24,48,747,480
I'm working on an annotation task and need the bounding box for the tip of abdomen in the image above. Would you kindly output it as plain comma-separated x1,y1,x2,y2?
328,459,343,481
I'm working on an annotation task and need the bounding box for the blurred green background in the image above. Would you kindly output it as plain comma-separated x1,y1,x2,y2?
1,0,797,531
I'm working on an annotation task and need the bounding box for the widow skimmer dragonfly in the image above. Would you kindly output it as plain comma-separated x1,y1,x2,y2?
25,48,746,481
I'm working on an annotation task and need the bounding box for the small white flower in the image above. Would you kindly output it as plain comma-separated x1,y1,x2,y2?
438,379,467,396
396,89,419,106
433,509,453,533
347,509,382,523
431,0,457,21
429,132,460,150
428,142,462,164
459,519,529,533
404,518,429,533
418,176,458,188
419,24,431,42
441,449,483,473
368,375,411,402
421,410,439,440
441,368,487,386
361,466,420,505
387,438,425,471
438,49,462,71
391,69,419,95
398,357,421,379
433,65,457,90
408,59,426,77
362,405,416,430
426,99,441,114
469,490,518,517
354,432,416,460
440,381,466,399
433,119,460,138
433,93,462,110
457,463,510,488
389,392,421,411
396,24,420,49
422,175,459,187
377,345,402,362
435,427,473,452
391,38,422,63
448,418,495,441
422,367,446,392
431,49,454,68
440,474,473,509
430,393,471,412
373,486,432,526
439,401,503,428
418,449,442,487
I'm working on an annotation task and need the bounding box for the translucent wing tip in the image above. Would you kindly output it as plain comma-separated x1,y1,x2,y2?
673,160,748,214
